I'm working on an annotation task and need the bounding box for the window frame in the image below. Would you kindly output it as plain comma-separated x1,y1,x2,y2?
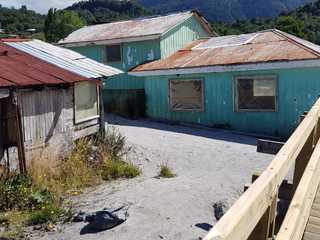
234,75,278,112
74,81,100,125
169,78,205,112
104,44,122,63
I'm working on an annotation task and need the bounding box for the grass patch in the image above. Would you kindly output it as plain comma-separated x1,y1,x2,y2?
26,204,64,226
101,159,141,181
158,165,176,178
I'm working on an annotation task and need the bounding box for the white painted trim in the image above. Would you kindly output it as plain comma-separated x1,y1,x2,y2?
59,34,162,48
129,59,320,76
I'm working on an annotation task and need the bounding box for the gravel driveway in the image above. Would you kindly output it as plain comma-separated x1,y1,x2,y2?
34,117,273,240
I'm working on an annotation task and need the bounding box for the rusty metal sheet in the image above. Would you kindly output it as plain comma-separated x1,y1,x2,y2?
0,42,88,87
132,30,320,72
0,77,14,87
59,11,194,44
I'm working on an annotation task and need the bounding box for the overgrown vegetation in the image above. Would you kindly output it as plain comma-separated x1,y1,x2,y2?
158,164,176,178
0,128,140,238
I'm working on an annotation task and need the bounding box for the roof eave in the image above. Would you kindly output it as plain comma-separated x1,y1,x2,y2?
129,59,320,76
59,34,162,48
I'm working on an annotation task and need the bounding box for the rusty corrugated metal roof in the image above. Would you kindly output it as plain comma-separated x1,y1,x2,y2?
0,42,88,88
59,10,214,46
5,39,122,78
131,29,320,73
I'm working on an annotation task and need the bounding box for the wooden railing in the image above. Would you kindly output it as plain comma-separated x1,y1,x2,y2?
204,99,320,240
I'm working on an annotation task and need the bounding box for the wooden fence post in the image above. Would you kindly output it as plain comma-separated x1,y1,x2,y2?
248,175,278,240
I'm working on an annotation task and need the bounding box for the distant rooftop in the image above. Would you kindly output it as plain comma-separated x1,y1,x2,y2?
59,10,214,47
131,29,320,75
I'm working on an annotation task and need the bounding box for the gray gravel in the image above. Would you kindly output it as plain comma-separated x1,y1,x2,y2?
33,117,273,240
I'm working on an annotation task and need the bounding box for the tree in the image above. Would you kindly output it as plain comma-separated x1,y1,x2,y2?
44,8,86,42
44,8,59,42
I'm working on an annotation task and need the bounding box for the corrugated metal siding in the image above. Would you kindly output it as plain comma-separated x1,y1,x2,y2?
71,40,159,90
104,73,145,89
122,40,161,71
70,45,104,63
144,67,320,138
160,15,211,59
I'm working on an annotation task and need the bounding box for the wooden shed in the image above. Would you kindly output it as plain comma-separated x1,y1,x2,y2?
0,39,122,172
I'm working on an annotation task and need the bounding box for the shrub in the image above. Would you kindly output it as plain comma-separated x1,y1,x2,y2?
30,138,100,199
94,128,128,160
0,174,52,212
57,138,100,191
158,165,176,178
27,204,64,226
100,159,141,181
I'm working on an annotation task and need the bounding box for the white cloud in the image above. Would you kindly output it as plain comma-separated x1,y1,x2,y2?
0,0,81,14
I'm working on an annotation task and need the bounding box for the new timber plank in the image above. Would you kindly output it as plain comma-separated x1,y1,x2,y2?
304,186,320,240
304,232,320,240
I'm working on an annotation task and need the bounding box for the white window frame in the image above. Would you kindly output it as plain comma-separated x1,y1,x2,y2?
234,75,278,112
105,44,122,63
74,81,100,124
169,79,205,112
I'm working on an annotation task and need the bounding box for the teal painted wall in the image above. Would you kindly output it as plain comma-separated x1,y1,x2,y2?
70,15,210,90
71,40,159,90
160,15,211,58
144,68,320,138
71,40,160,71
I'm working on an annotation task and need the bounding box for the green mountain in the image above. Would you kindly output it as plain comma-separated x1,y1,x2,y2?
138,0,314,22
215,0,320,44
66,0,151,25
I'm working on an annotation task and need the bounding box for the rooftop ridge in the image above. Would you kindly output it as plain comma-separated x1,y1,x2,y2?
271,29,320,57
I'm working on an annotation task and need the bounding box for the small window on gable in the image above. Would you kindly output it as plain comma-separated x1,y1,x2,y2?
105,44,121,62
235,75,277,111
74,81,99,124
169,79,204,111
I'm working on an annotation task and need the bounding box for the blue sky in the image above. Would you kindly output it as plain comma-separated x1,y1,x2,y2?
0,0,81,14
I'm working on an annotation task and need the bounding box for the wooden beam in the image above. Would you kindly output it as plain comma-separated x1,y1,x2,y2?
203,99,320,240
276,137,320,240
292,131,315,194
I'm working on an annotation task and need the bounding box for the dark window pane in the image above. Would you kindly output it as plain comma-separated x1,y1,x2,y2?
106,45,121,62
237,77,276,111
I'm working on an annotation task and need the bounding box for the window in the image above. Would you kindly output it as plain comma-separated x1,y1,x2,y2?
235,75,277,111
74,81,99,123
105,44,121,62
169,79,204,111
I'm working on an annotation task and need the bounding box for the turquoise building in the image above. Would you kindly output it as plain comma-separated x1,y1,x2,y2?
59,10,214,91
130,30,320,138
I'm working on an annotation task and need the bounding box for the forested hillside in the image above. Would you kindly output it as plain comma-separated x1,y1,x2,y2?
66,0,151,24
1,0,320,44
0,5,45,38
138,0,314,22
215,0,320,44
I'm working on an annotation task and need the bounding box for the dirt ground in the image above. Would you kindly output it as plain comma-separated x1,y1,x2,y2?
34,117,273,240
